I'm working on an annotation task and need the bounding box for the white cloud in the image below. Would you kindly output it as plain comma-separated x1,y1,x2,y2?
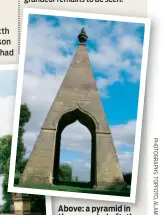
59,120,135,180
24,17,144,99
71,159,91,182
61,121,91,154
111,120,136,149
22,72,64,130
119,35,142,53
118,151,134,173
0,70,17,97
89,35,142,96
0,96,15,136
64,151,133,181
60,120,136,154
84,162,91,169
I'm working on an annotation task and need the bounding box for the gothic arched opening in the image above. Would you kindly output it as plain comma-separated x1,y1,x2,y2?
53,108,97,188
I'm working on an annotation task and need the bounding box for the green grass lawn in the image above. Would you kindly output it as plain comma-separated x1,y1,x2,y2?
17,183,131,197
51,185,130,196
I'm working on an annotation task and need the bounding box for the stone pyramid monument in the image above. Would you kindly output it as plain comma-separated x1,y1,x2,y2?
21,28,124,189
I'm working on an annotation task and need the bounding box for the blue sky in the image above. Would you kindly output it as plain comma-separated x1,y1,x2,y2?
0,69,17,205
0,70,16,137
22,14,145,181
0,71,17,97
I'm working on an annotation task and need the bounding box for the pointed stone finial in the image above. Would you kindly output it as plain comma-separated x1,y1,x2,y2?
78,28,88,44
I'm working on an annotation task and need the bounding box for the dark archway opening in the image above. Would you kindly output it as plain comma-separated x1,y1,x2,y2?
53,108,96,188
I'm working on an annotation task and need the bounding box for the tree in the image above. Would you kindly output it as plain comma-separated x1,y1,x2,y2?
59,163,72,181
123,172,132,185
18,158,28,174
0,104,31,213
0,167,3,174
0,135,12,174
16,104,31,173
0,135,13,212
0,104,46,213
29,194,46,213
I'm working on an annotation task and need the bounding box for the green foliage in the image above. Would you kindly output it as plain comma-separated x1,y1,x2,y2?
0,103,46,213
19,103,31,127
0,165,3,174
123,172,132,185
29,195,46,212
0,136,12,212
17,104,45,213
0,104,32,213
14,172,21,185
0,135,12,174
1,201,11,213
16,104,31,172
59,163,72,181
18,158,28,173
0,103,47,213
